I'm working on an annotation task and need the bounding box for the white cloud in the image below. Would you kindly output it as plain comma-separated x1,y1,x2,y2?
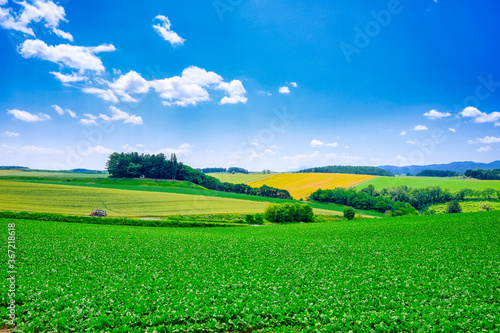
150,66,239,107
21,145,63,154
310,139,338,148
19,39,116,73
424,109,451,120
0,0,73,41
153,15,185,46
0,0,8,6
406,140,417,144
468,136,500,144
66,108,77,118
80,114,98,126
50,71,87,83
279,86,290,94
157,143,194,156
478,146,492,153
82,87,119,103
3,131,19,137
7,109,50,122
289,82,298,88
412,125,428,131
108,71,150,103
400,130,407,136
99,106,142,125
84,145,113,155
51,104,64,115
460,106,500,125
217,80,248,105
449,128,456,132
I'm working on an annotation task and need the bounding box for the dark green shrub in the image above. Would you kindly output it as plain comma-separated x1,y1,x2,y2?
446,200,462,214
245,214,255,224
343,207,355,220
254,214,265,225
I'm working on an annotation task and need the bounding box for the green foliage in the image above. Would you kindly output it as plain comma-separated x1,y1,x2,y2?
465,168,500,180
416,169,464,177
264,203,314,223
447,200,462,214
478,202,494,212
298,165,394,177
343,207,355,220
3,211,500,332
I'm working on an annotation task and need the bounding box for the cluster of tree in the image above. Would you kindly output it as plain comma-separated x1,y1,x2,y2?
298,165,394,177
415,170,463,177
264,203,314,223
197,167,249,174
465,169,500,180
106,153,291,200
311,184,499,216
310,186,417,216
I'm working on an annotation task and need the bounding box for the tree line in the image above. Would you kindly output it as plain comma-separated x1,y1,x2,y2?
415,169,463,177
106,153,291,200
298,165,394,177
197,167,249,174
465,168,500,180
310,184,499,216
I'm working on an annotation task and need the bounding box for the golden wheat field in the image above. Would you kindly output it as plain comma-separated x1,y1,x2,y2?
247,173,377,200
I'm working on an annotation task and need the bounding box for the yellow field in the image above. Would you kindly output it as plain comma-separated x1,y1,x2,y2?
247,173,377,200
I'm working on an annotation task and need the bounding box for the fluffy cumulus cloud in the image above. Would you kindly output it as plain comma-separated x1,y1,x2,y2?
310,139,338,148
460,106,500,126
81,87,119,103
400,130,407,136
467,136,500,144
84,145,113,155
278,86,290,94
449,128,456,132
50,71,88,83
19,39,116,73
80,114,98,126
7,109,51,122
289,82,298,88
108,71,150,103
0,0,73,40
153,15,185,46
412,125,428,131
149,66,246,107
424,109,451,120
217,80,247,105
99,106,142,125
157,143,194,156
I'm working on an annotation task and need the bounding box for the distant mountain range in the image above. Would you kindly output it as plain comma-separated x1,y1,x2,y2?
378,160,500,175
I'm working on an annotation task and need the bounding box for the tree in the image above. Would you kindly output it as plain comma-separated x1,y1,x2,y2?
343,207,355,220
478,203,494,212
446,200,462,214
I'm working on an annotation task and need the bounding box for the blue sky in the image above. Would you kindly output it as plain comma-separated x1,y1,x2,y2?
1,0,499,171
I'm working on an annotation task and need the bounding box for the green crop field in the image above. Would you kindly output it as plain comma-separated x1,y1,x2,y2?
0,169,109,178
0,180,343,217
430,200,500,214
207,173,274,184
2,211,499,332
358,176,500,192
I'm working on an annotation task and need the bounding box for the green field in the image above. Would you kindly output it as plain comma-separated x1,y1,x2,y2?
358,176,500,192
0,169,109,178
207,173,274,184
0,180,344,217
2,211,499,332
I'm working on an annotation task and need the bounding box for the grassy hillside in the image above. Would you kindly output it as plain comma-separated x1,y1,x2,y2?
207,172,274,184
0,169,109,178
247,173,377,199
0,180,345,217
3,211,499,332
358,176,500,192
